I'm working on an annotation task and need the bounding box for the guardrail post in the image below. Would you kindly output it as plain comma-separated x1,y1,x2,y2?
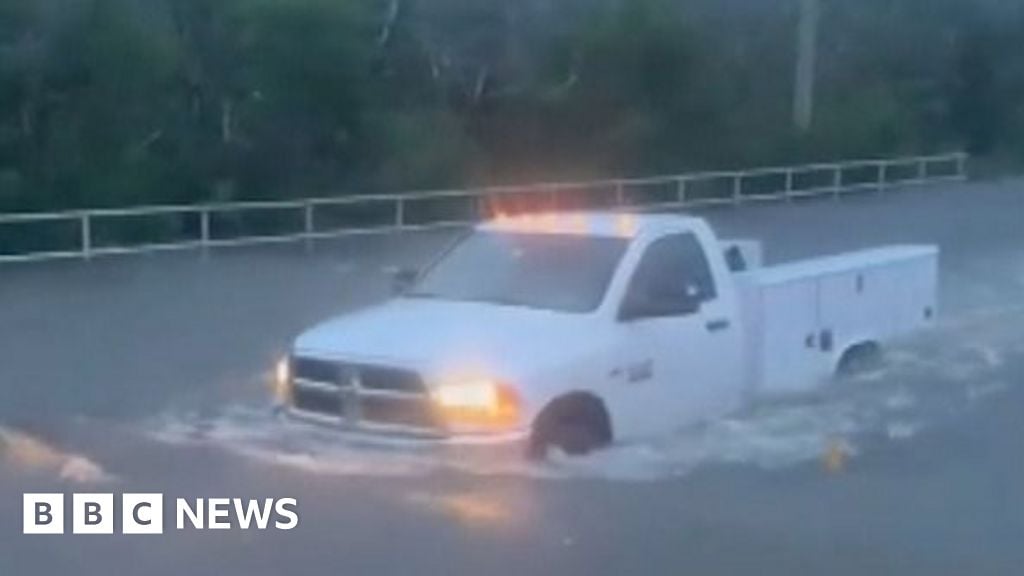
784,169,794,202
475,195,485,220
732,174,742,206
303,201,314,252
615,181,625,207
956,153,968,180
200,209,210,248
395,197,405,229
832,165,842,200
917,158,927,183
878,161,887,191
80,212,92,260
676,178,687,206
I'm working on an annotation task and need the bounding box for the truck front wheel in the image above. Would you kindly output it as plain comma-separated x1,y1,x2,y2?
527,393,612,460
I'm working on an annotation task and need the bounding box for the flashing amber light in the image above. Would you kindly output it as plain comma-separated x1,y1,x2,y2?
614,214,637,238
489,211,636,238
489,212,579,235
566,213,587,234
430,380,521,430
538,212,558,233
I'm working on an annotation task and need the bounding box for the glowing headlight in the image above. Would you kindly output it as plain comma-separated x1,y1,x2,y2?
432,380,499,409
272,357,292,404
430,380,521,430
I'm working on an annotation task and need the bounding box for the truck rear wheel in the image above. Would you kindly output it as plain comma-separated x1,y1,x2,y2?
527,393,612,460
837,341,883,377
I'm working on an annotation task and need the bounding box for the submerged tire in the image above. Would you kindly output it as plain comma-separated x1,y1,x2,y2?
527,393,612,460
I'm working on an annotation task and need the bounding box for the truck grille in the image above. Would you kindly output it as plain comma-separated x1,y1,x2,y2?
360,395,438,429
292,384,344,415
292,357,426,394
289,356,439,431
291,357,339,385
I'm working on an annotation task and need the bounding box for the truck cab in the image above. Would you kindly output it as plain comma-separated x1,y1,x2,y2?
568,214,747,440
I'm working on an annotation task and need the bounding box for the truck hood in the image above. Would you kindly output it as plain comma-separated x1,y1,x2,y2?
293,297,601,380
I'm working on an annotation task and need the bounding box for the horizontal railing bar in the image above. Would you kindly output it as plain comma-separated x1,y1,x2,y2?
838,181,884,190
0,249,86,263
788,186,838,198
310,220,472,238
0,212,85,225
628,200,690,212
203,200,307,212
675,196,738,207
82,205,206,218
838,160,886,170
89,240,207,256
742,192,790,201
740,168,794,178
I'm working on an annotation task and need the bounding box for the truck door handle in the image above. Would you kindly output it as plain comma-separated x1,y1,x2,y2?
705,318,730,332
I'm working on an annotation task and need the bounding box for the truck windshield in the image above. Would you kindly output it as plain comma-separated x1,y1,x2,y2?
406,231,629,313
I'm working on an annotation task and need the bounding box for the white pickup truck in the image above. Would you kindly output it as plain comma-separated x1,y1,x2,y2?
273,212,937,458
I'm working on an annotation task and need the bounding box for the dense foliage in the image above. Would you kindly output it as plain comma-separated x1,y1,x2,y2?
0,0,1021,212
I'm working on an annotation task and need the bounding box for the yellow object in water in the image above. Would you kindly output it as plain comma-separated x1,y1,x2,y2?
822,438,849,473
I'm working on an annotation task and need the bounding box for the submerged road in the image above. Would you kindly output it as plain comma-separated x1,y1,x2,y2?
1,178,1023,575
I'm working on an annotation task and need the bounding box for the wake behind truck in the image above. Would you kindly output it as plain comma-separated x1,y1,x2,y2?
273,212,937,458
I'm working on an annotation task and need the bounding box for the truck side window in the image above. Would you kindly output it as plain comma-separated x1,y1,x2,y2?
623,234,717,318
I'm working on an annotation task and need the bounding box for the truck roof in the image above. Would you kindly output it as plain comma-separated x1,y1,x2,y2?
477,211,702,238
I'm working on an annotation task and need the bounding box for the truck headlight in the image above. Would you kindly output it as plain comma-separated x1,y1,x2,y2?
430,380,521,430
273,357,292,405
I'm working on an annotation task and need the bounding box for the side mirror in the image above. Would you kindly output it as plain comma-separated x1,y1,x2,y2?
389,266,419,295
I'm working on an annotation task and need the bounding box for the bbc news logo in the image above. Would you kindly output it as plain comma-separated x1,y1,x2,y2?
23,494,299,534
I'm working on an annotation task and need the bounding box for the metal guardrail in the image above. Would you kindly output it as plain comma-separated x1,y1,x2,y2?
0,152,967,263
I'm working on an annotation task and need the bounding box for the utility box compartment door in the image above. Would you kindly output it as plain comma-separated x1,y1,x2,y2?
758,279,828,394
818,270,874,353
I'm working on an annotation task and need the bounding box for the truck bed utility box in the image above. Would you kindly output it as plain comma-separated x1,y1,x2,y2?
738,246,938,395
